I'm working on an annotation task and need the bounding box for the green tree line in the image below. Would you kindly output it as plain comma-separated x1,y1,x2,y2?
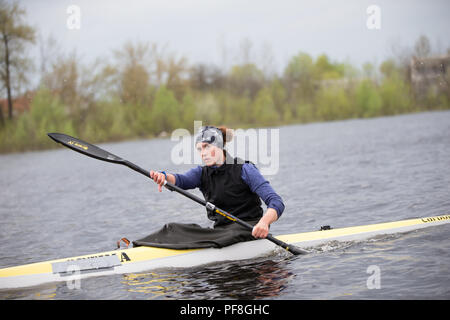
1,1,449,153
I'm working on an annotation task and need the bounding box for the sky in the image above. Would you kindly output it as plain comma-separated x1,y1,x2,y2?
17,0,450,73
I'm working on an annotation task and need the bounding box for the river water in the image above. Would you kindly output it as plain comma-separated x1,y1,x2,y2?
1,111,450,300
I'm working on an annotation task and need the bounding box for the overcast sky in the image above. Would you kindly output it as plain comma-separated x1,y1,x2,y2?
19,0,450,72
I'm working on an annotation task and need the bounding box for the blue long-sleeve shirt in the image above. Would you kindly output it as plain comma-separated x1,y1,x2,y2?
173,164,285,218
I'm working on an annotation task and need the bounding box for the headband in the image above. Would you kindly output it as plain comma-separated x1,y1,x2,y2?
195,126,224,149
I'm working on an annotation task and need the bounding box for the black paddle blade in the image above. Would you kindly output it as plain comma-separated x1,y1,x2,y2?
47,133,124,164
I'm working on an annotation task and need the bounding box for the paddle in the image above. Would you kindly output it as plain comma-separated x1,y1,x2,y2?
47,132,308,255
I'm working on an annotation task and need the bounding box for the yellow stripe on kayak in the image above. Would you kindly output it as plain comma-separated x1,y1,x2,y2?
276,215,450,244
0,246,199,278
0,262,52,278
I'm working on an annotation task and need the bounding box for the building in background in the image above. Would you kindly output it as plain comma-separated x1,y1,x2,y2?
410,55,450,101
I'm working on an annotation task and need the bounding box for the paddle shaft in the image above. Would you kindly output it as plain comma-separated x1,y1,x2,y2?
48,132,307,255
125,161,291,248
123,160,302,252
127,159,306,255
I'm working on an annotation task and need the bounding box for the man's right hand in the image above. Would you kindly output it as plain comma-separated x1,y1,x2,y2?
149,170,166,192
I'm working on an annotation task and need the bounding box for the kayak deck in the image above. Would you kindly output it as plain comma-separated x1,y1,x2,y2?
1,214,449,289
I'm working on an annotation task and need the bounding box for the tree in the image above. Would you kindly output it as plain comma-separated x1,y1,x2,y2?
283,52,315,104
379,59,397,79
362,62,376,80
189,63,225,91
151,86,180,133
251,87,279,125
0,1,35,120
40,51,80,111
355,79,382,117
258,42,276,80
414,35,431,58
238,37,253,65
113,41,153,106
269,78,287,117
314,54,342,79
0,99,4,125
164,53,189,100
228,63,264,99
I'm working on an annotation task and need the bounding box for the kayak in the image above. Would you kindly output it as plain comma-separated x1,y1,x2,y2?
0,214,449,289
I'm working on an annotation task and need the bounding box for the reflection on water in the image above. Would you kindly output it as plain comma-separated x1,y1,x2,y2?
0,284,58,300
122,257,294,300
123,272,186,299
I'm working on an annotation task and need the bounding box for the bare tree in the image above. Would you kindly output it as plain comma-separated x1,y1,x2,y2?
258,41,277,81
164,53,189,99
387,37,413,81
217,33,229,73
0,0,35,120
238,37,253,65
414,35,431,58
40,50,80,111
113,41,152,105
189,63,225,91
38,33,60,81
0,99,3,124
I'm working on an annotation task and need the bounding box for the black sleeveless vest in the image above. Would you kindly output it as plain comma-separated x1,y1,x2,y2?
199,153,263,227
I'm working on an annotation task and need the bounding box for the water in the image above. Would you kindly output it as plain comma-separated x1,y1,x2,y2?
1,111,450,300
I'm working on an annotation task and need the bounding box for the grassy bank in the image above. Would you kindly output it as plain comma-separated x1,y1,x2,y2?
1,81,448,154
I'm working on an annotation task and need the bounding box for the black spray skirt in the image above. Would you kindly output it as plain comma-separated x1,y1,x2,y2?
132,219,260,250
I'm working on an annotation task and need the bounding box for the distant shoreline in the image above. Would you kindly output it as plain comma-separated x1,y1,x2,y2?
1,108,448,156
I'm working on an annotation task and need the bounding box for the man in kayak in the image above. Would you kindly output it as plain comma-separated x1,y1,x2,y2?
134,125,284,248
133,126,284,249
